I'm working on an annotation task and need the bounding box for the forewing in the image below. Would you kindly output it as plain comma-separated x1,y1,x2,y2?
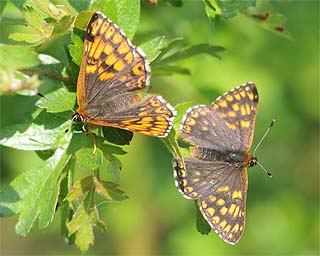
173,157,248,245
86,94,176,137
77,12,150,110
180,82,258,151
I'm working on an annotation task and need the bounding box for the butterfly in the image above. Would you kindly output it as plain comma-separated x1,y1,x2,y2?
173,82,259,245
72,12,176,138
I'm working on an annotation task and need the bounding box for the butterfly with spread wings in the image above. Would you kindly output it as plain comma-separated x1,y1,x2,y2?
73,12,176,137
173,82,260,244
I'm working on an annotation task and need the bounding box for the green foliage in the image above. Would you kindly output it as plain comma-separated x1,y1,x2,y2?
102,127,133,146
0,0,296,253
195,202,211,235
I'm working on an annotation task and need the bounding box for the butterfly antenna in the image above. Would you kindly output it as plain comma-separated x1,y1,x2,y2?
253,118,276,156
256,161,272,178
252,119,275,178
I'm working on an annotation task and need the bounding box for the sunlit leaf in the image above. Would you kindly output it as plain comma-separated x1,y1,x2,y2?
66,175,94,202
69,0,91,12
34,0,72,20
75,148,103,172
93,0,140,40
152,65,190,76
51,15,76,38
156,44,225,66
67,204,94,251
105,154,122,183
93,177,128,201
74,10,94,30
35,87,76,113
69,32,84,66
205,0,256,20
0,135,72,236
0,45,40,70
0,113,71,150
139,36,166,62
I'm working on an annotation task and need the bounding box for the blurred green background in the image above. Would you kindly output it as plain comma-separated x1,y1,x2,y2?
0,0,319,255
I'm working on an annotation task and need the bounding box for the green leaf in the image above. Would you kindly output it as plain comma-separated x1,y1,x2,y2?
0,133,72,236
9,0,26,9
203,0,221,24
247,11,292,40
36,149,55,160
35,87,76,113
93,0,140,40
104,154,122,183
74,10,94,30
139,36,166,62
9,6,54,45
195,202,211,235
38,54,65,72
37,149,72,230
23,6,51,35
173,102,193,131
75,148,103,172
153,37,186,65
152,65,190,76
89,207,107,232
206,0,256,20
100,143,127,155
0,117,71,151
93,178,128,201
0,167,44,218
33,0,72,20
66,175,94,202
51,15,76,39
67,204,94,252
102,127,133,146
59,167,75,244
0,1,6,15
69,32,84,66
156,44,225,66
9,31,44,44
69,0,91,12
0,45,40,70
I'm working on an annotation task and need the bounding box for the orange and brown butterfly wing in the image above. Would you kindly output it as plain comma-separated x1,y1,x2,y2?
76,12,175,137
85,94,175,137
180,82,258,152
174,83,259,244
77,12,150,108
173,157,248,245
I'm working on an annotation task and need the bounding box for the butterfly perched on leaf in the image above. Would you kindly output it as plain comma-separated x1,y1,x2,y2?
173,82,261,245
73,12,176,138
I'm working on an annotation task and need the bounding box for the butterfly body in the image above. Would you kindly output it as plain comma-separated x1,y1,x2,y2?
75,12,175,137
174,82,259,245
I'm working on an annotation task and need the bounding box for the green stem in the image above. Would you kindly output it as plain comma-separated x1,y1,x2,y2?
20,68,76,85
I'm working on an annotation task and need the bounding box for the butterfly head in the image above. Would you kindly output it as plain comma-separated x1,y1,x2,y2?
72,111,84,123
248,155,258,167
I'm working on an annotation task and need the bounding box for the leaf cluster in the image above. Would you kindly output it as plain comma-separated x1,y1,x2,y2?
0,0,290,251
